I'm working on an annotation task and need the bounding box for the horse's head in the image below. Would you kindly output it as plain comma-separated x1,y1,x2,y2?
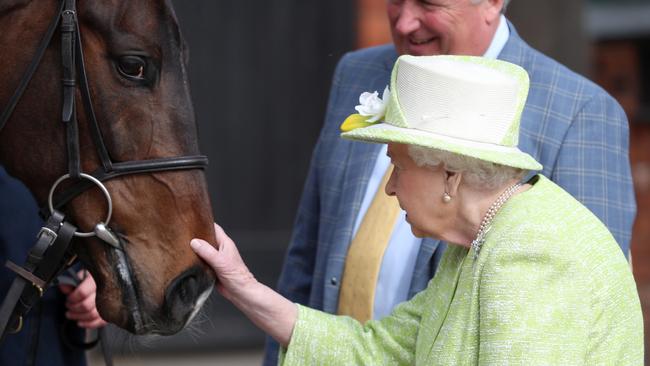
0,0,216,335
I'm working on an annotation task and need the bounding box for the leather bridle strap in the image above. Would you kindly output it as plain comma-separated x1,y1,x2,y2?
0,211,76,343
61,0,81,178
1,0,209,206
74,11,112,172
47,0,209,207
48,155,209,212
0,0,65,132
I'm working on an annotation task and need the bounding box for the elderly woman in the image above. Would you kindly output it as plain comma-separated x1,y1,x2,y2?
191,56,643,365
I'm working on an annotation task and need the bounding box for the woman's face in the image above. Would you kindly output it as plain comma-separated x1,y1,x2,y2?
385,143,452,238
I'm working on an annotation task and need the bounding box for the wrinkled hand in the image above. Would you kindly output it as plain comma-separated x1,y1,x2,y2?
190,223,257,301
191,223,297,347
59,270,108,329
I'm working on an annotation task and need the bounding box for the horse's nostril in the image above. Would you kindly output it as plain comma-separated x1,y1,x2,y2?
178,275,198,301
164,266,208,324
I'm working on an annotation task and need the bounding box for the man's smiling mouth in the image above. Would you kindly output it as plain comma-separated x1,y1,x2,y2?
409,37,435,45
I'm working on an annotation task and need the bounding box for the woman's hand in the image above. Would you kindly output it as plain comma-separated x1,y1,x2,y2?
190,223,258,301
191,223,298,347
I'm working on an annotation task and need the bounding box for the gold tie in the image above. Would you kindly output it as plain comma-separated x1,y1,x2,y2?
338,166,401,322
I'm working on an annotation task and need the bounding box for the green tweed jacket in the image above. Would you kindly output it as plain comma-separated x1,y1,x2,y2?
280,175,643,365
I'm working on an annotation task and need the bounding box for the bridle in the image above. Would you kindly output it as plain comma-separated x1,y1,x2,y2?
0,0,208,350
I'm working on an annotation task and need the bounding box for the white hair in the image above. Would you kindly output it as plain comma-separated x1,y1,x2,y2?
407,145,527,191
471,0,512,13
503,0,511,12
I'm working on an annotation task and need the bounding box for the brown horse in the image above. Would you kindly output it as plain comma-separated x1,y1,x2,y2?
0,0,216,335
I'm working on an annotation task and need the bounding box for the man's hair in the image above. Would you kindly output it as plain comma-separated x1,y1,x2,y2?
407,145,527,191
503,0,511,12
471,0,512,14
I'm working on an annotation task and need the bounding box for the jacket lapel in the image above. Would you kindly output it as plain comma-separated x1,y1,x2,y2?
333,142,382,254
409,238,442,298
325,49,396,313
335,51,396,248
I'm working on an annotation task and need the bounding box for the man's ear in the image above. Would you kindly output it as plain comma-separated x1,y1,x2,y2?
443,170,463,197
481,0,504,24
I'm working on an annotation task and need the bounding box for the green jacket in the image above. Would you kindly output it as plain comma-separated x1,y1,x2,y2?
281,175,643,365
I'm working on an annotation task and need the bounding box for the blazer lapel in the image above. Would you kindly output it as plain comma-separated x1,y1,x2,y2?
409,238,442,298
325,50,396,312
332,141,382,256
334,49,397,252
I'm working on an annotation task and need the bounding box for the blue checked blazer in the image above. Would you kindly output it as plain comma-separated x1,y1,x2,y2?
263,23,636,365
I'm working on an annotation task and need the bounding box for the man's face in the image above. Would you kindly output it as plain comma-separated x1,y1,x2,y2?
387,0,501,56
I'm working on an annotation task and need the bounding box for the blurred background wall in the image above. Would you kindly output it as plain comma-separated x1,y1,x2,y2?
107,0,650,363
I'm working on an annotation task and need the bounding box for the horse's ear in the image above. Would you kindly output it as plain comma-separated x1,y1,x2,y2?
0,0,31,15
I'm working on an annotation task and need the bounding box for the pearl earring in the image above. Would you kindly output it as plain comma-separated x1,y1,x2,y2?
442,192,452,203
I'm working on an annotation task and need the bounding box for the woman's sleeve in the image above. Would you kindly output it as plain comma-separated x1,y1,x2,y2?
279,288,428,366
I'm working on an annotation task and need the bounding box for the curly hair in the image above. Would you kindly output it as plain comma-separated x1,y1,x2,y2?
407,145,527,191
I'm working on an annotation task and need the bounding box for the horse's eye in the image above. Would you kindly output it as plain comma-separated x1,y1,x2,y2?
117,55,147,81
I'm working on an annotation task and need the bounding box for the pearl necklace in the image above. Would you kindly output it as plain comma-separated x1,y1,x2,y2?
470,182,522,260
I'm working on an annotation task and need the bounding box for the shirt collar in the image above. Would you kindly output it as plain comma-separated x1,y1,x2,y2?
483,15,509,59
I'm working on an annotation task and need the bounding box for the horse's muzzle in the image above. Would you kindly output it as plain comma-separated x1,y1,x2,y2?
158,265,214,334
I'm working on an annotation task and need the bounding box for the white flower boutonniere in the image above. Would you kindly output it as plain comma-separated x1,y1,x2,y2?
355,86,391,122
340,86,390,132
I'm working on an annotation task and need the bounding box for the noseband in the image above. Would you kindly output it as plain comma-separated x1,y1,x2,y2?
0,0,207,343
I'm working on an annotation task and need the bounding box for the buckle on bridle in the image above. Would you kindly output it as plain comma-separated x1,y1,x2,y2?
37,227,58,245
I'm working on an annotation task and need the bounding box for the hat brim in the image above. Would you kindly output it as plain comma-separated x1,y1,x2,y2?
342,123,542,171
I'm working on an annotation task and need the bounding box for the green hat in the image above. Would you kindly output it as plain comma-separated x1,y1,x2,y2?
340,55,542,171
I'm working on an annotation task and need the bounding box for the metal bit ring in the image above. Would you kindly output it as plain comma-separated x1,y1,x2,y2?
47,173,112,237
